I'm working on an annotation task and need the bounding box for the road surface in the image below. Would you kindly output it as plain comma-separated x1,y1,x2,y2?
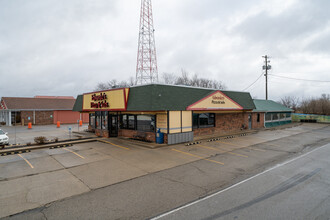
154,143,330,220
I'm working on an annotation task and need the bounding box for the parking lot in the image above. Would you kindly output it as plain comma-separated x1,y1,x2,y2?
0,123,329,218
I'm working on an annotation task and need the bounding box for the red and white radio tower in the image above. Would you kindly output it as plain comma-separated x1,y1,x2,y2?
136,0,158,85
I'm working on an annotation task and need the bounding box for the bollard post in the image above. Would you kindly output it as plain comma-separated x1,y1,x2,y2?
57,121,60,128
28,122,32,129
79,120,82,127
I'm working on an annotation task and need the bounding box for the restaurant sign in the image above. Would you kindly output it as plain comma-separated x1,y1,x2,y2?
187,91,243,110
82,88,129,111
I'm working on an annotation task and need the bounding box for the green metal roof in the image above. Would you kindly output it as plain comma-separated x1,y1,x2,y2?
73,84,256,112
253,99,293,113
72,95,83,112
126,84,255,111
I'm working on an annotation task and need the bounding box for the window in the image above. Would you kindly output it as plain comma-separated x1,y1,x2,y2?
257,113,260,122
137,115,155,132
193,113,199,129
265,113,272,121
120,114,155,132
102,112,108,129
272,113,279,121
120,115,128,129
90,113,95,129
96,112,101,129
193,113,215,129
128,115,135,129
120,115,136,130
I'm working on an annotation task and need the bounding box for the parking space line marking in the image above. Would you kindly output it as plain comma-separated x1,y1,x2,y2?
63,148,85,159
217,140,266,152
18,154,34,168
198,144,248,158
172,149,224,165
99,140,130,150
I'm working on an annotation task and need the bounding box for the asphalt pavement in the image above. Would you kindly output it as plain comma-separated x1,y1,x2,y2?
0,124,89,145
1,124,328,219
154,143,330,220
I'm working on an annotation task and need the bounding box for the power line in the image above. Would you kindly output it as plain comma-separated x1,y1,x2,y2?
243,72,264,91
269,74,330,83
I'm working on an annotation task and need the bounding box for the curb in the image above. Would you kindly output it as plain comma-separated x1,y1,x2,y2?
1,149,31,156
185,141,201,146
49,144,73,149
207,132,250,142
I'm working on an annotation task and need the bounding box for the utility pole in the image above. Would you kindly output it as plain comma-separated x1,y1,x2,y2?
262,55,271,100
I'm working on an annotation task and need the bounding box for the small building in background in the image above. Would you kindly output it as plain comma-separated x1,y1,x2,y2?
253,99,293,128
0,96,89,126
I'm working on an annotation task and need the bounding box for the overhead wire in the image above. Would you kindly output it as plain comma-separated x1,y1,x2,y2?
243,72,264,91
269,74,330,83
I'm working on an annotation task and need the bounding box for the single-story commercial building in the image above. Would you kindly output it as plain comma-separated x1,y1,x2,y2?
0,96,89,126
74,84,274,144
253,99,294,128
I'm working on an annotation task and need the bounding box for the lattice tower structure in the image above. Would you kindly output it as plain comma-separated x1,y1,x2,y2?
136,0,158,85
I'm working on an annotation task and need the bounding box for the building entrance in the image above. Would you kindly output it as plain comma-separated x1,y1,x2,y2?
109,114,118,137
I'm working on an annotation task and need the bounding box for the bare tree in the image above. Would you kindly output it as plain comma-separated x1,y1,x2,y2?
280,96,300,111
175,69,190,86
297,94,330,115
162,73,178,85
160,70,226,90
94,78,134,91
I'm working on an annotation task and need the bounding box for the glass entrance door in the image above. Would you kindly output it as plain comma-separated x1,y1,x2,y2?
109,114,118,137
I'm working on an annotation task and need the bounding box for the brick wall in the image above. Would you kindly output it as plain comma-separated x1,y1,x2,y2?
118,129,156,142
194,112,249,136
95,129,109,138
251,112,265,129
21,111,53,125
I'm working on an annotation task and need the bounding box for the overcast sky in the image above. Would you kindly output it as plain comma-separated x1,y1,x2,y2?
1,0,329,101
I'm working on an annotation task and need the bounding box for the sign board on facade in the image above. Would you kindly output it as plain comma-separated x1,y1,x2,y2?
82,88,129,112
156,114,167,133
187,91,243,111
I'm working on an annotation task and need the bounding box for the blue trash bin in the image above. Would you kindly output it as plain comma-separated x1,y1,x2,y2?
156,129,164,144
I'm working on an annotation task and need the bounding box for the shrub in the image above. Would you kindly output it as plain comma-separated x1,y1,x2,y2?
53,137,59,142
34,136,47,145
26,142,32,146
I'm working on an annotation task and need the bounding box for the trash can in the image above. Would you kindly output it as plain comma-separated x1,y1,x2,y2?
156,129,164,144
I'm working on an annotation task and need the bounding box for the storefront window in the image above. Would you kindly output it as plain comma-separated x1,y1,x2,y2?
96,112,101,129
128,115,135,129
193,113,215,129
193,113,199,129
90,113,95,129
121,115,128,129
102,112,108,129
280,113,286,120
286,113,291,119
265,113,272,121
137,115,155,132
120,115,136,130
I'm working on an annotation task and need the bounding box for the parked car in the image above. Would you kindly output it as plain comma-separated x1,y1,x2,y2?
0,129,9,147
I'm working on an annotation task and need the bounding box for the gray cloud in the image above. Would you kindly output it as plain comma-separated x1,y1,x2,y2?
0,0,329,101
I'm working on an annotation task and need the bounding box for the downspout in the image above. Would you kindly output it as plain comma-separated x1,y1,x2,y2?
33,110,36,125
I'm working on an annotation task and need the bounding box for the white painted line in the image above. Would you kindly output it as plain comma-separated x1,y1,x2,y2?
151,143,330,220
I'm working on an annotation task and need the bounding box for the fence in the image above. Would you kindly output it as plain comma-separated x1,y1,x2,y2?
292,113,330,123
